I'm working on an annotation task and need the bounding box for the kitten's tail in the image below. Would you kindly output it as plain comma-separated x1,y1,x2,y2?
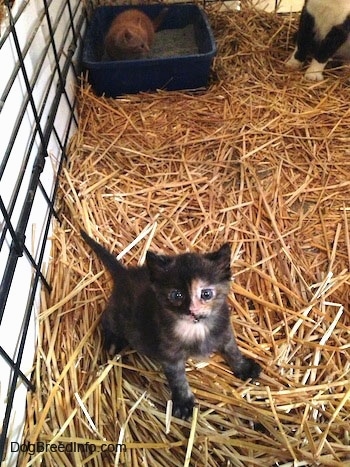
81,230,125,276
152,7,169,31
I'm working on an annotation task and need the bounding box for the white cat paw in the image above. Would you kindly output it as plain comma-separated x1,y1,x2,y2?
304,70,325,81
286,55,302,70
304,59,326,81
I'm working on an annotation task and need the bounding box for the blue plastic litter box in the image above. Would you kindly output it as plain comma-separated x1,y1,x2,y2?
82,4,217,97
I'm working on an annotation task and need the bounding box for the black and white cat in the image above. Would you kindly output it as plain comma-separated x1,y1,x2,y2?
286,0,350,81
81,230,261,420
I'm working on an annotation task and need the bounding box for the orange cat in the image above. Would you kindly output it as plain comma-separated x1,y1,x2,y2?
104,8,168,61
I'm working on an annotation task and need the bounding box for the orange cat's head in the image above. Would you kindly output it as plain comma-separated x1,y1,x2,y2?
117,24,150,57
104,9,157,60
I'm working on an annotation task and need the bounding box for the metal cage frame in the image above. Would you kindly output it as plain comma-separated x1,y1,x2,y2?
0,0,86,463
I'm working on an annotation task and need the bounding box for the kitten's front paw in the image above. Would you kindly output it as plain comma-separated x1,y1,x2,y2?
305,60,325,82
286,55,302,70
172,395,195,420
235,358,261,381
304,70,324,81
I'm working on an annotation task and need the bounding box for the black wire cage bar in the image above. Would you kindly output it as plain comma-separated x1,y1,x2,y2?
0,0,86,464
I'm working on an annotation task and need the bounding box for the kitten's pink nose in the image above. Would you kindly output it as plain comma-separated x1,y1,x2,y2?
189,304,201,316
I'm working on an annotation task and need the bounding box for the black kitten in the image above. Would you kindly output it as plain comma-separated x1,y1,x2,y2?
81,230,261,419
286,0,350,81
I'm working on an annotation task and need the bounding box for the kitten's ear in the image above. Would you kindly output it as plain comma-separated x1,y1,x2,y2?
206,243,231,279
146,252,174,279
206,243,231,261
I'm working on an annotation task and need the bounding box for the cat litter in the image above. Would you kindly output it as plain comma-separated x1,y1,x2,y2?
149,25,199,59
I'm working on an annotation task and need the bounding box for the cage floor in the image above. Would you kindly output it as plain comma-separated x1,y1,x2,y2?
21,4,350,466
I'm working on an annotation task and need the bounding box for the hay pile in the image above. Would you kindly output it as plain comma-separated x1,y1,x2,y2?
21,3,350,466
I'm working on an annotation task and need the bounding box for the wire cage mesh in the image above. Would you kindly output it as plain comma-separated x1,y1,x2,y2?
0,0,86,463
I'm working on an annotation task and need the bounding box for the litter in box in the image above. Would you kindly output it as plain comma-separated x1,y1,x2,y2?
150,25,199,58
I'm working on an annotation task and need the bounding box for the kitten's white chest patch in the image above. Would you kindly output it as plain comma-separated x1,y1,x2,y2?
174,318,209,343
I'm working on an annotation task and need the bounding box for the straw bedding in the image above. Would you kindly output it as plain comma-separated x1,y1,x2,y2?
21,2,350,466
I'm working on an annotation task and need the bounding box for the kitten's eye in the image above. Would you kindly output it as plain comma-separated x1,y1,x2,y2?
168,290,184,305
200,288,215,301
